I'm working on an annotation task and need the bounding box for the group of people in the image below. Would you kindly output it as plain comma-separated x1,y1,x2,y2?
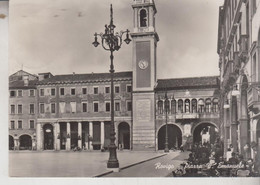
173,139,260,177
187,139,223,165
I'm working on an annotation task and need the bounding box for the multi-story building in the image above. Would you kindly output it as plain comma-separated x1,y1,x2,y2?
217,0,260,160
36,72,132,151
9,70,38,150
155,76,220,151
9,0,221,151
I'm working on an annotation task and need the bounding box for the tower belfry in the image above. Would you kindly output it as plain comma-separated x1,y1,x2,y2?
131,0,159,150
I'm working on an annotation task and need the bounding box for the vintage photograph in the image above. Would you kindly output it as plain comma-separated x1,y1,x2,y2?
5,0,260,178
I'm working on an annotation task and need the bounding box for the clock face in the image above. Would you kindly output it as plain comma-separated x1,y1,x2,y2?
138,60,149,69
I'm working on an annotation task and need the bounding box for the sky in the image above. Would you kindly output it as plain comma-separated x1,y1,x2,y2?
8,0,224,79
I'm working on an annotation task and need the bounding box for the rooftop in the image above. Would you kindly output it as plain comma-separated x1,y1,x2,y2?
156,76,219,91
37,71,132,85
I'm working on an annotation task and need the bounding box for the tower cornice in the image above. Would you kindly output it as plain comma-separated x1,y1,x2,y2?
130,32,159,42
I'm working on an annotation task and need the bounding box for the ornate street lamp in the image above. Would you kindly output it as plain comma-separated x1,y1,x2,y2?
164,91,169,153
92,4,131,169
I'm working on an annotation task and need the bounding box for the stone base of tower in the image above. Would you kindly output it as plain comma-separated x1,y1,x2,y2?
133,128,155,150
132,92,156,151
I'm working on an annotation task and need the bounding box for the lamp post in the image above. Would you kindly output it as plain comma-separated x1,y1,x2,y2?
92,4,131,169
164,91,169,153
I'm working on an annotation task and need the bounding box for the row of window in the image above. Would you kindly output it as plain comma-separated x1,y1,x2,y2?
39,85,132,97
222,0,257,64
10,89,35,97
10,120,35,129
38,101,132,114
10,104,35,114
157,98,219,114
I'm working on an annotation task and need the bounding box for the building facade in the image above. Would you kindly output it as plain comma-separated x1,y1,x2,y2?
36,72,132,151
217,0,260,160
9,0,221,151
9,70,38,150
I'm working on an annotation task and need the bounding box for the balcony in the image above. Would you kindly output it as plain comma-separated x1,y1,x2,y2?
247,83,260,114
157,111,219,120
238,35,249,61
199,112,220,119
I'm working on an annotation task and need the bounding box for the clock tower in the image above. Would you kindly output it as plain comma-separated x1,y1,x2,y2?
131,0,159,150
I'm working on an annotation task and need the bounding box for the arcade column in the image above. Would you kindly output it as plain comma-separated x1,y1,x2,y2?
89,122,93,150
78,122,82,148
55,123,60,150
101,121,105,149
36,123,43,150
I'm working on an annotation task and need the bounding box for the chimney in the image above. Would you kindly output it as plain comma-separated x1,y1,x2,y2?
23,75,29,86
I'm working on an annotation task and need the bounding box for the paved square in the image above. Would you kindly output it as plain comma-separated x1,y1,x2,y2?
9,150,166,177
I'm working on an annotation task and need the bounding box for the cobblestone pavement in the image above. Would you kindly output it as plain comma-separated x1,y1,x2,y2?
9,150,166,177
104,151,189,177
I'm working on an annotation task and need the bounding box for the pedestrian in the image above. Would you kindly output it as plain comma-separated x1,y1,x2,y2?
180,144,184,152
243,143,250,160
228,152,239,165
187,153,194,164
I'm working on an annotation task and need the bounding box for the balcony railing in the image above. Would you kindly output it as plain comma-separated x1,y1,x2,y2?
176,113,199,119
156,111,219,120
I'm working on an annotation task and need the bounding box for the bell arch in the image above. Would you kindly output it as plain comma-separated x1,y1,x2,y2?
139,8,148,27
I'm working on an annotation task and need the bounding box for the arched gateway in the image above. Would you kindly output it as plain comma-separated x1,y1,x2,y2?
193,122,219,144
157,124,182,150
9,135,14,150
118,122,130,150
43,124,54,150
19,134,32,150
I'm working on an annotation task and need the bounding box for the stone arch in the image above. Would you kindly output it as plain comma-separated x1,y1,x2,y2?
184,99,190,113
19,134,32,150
118,122,130,150
205,98,212,113
156,123,184,136
191,99,197,113
157,123,183,150
192,122,219,144
9,135,14,150
192,121,219,134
